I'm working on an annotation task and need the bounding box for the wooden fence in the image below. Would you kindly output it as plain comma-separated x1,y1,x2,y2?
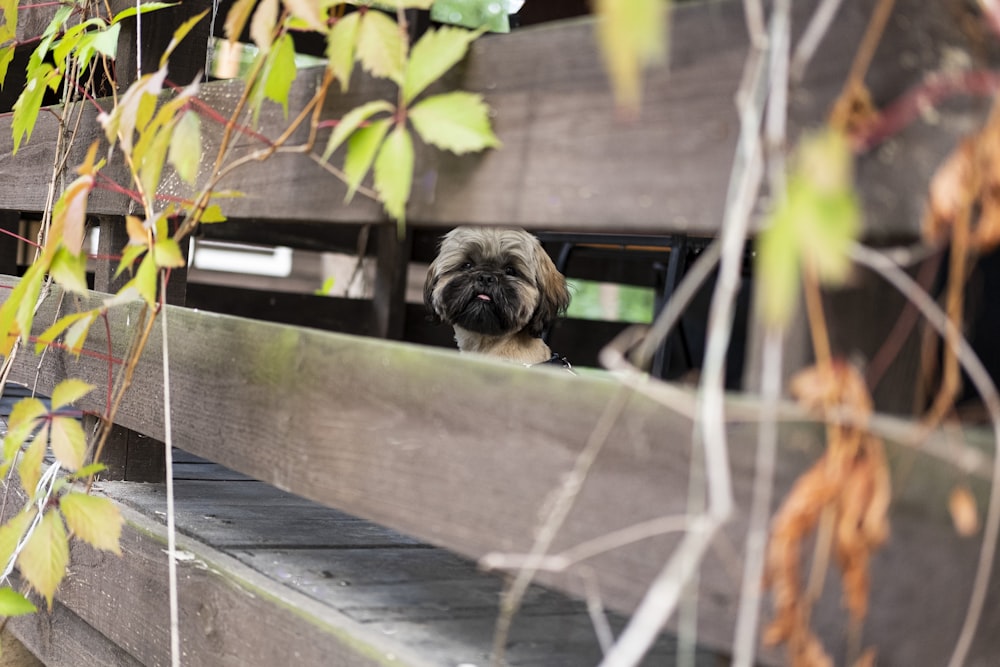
1,0,1000,665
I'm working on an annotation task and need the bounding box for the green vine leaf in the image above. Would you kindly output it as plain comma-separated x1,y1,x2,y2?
12,64,59,154
112,2,178,24
374,0,434,8
373,124,413,223
116,245,148,279
200,204,228,223
326,12,361,92
49,247,89,295
99,67,168,153
1,0,16,41
139,122,174,203
63,313,97,356
343,117,391,201
59,493,123,555
322,99,394,160
409,91,499,154
265,33,297,117
403,26,480,104
158,9,208,70
0,511,35,571
50,416,86,472
3,398,46,461
154,239,186,268
169,110,202,186
51,174,95,256
51,379,94,411
125,253,159,306
71,462,107,479
18,510,69,610
756,129,860,327
430,0,508,32
12,260,48,354
35,311,95,356
0,588,38,617
250,0,279,53
0,46,14,89
356,9,405,84
594,0,667,114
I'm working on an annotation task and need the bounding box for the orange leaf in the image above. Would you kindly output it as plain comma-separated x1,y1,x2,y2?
949,485,979,537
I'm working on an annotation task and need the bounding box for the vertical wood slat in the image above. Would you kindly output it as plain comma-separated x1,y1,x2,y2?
371,223,412,340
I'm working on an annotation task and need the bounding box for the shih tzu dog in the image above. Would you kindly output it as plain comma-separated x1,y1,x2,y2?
424,227,571,366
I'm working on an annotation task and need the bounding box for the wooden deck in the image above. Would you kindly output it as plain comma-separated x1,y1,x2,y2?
7,446,721,667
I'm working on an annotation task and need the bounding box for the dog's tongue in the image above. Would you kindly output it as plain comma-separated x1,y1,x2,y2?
477,294,492,302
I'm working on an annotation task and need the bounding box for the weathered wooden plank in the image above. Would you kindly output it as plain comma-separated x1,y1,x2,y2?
4,278,1000,664
9,600,142,667
4,0,989,235
13,497,433,667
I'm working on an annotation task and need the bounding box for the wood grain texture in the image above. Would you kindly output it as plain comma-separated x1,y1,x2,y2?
4,0,993,235
4,278,1000,663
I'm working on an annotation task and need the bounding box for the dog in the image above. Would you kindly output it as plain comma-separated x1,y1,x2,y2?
424,227,571,366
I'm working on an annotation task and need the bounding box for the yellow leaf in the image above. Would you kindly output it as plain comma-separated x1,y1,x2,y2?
59,492,123,555
50,173,94,256
594,0,668,114
949,486,979,537
51,378,94,411
250,0,279,53
50,417,86,472
281,0,325,32
126,215,149,245
0,510,36,571
18,510,69,610
17,426,46,496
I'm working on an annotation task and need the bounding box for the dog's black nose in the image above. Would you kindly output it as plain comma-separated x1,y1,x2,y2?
476,273,497,287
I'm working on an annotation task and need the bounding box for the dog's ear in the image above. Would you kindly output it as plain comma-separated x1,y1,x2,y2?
423,261,443,324
527,249,570,337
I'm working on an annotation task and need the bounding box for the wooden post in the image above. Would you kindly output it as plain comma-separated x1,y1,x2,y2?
0,211,20,276
371,223,411,340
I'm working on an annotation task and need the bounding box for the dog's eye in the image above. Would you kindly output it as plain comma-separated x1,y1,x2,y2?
460,262,473,270
504,266,518,277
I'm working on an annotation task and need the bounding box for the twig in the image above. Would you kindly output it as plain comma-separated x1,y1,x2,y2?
790,0,846,82
158,273,181,667
731,329,783,667
598,7,772,662
849,243,1000,667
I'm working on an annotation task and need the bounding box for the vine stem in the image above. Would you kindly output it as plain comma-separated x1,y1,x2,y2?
849,243,1000,667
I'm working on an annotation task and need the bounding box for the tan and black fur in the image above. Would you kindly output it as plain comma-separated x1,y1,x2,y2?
424,227,571,364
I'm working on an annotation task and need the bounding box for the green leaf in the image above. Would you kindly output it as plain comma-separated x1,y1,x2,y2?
430,0,507,33
14,260,48,352
12,64,56,154
3,398,46,461
0,511,35,572
0,588,38,617
159,9,208,70
76,22,122,67
326,12,360,92
409,91,499,154
18,510,69,610
112,2,178,24
1,0,16,36
373,125,413,223
250,0,279,53
356,9,405,84
99,67,168,153
322,99,394,161
51,378,94,411
35,311,94,356
343,117,391,201
59,493,123,555
138,124,174,204
63,313,97,356
70,462,107,479
594,0,667,113
154,239,186,268
200,204,227,223
169,110,202,186
125,253,159,306
223,0,256,42
403,26,479,104
755,129,860,327
372,0,433,8
0,46,14,89
17,426,46,496
49,246,89,295
265,33,298,117
115,244,148,279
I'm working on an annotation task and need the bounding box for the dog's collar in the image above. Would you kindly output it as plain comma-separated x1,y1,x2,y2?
527,353,575,374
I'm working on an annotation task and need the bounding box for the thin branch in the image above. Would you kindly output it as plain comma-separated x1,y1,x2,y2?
849,243,1000,667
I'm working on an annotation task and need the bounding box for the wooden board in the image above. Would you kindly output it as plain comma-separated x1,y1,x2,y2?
4,0,995,236
5,278,1000,664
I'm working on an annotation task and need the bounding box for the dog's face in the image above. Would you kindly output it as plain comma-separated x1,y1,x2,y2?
424,227,570,340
